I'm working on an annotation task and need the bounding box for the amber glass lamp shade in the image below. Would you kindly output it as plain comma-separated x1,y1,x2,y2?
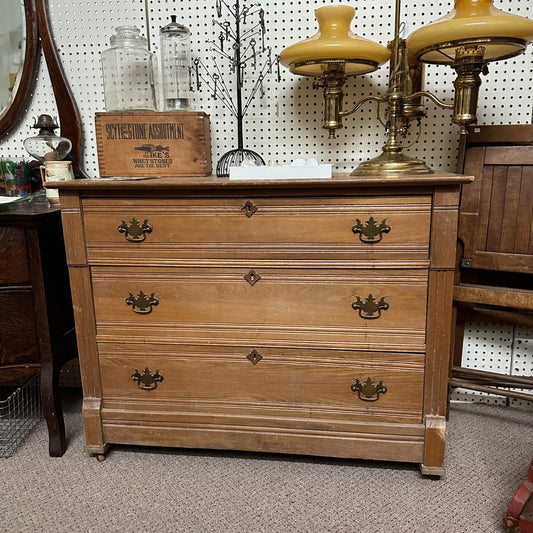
406,0,533,64
279,5,390,77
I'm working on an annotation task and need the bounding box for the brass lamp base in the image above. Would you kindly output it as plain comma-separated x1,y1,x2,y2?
351,150,433,176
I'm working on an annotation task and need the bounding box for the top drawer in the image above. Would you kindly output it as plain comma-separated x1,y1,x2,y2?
0,227,30,284
82,195,432,265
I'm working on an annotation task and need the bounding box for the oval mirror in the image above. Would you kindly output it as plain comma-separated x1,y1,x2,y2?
0,0,38,136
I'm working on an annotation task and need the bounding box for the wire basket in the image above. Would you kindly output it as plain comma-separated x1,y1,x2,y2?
0,374,43,458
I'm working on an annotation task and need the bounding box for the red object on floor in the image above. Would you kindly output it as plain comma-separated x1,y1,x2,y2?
504,460,533,532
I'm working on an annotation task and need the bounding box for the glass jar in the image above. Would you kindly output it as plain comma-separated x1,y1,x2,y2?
101,26,157,112
159,16,191,110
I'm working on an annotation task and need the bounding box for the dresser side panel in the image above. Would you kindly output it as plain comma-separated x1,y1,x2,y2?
67,264,105,451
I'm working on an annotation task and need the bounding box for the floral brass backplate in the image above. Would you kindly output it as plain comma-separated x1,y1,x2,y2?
131,367,164,390
351,294,389,319
118,217,153,242
126,291,159,314
352,217,391,243
351,377,387,401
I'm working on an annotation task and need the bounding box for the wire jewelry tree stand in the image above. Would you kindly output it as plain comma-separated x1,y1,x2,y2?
193,0,280,177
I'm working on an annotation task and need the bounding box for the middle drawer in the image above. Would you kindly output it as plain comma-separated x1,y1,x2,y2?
92,266,428,352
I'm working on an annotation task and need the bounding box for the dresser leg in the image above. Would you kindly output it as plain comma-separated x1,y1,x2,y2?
40,359,66,457
96,454,106,462
420,464,445,478
421,415,446,477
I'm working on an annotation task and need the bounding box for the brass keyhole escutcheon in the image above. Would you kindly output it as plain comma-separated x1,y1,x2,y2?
244,269,261,286
247,349,263,365
352,217,391,243
132,367,163,390
352,294,389,320
351,377,387,402
126,291,159,314
118,217,153,242
241,200,258,218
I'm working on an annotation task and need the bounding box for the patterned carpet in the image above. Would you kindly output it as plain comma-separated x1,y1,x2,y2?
2,389,533,533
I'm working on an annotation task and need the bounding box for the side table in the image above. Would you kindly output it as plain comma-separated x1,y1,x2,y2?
0,192,76,456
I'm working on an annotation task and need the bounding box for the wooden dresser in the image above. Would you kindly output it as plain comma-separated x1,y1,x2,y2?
53,173,471,475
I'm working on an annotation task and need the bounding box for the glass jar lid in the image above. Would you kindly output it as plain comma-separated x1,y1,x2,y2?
160,15,191,38
110,26,148,48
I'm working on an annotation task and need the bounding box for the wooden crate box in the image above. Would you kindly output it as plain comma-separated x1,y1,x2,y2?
95,111,212,177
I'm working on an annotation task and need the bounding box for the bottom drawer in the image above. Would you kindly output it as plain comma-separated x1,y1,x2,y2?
98,343,424,426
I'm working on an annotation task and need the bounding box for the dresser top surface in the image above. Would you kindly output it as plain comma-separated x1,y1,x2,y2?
47,172,472,194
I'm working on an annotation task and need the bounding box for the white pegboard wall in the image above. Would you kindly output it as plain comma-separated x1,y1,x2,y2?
1,0,532,174
451,323,514,405
451,324,533,406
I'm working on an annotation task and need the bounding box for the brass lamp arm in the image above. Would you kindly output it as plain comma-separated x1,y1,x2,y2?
406,90,454,111
403,91,454,109
339,95,385,118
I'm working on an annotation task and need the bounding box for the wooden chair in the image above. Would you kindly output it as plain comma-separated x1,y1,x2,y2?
450,124,533,400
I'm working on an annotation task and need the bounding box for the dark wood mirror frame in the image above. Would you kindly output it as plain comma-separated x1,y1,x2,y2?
0,0,87,178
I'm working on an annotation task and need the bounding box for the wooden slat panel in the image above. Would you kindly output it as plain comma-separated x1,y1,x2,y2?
516,165,533,254
485,166,508,252
499,166,523,253
461,146,487,215
474,164,494,256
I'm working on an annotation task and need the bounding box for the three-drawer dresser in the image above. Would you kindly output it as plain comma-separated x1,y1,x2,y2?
52,173,471,475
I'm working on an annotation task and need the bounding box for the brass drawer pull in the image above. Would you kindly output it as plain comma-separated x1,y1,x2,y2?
244,269,261,286
352,217,390,243
126,291,159,314
247,349,263,365
118,217,153,242
132,367,163,390
241,200,258,218
352,294,389,319
351,377,387,402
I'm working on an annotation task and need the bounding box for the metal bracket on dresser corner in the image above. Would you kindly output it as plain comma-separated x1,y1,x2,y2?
351,377,387,402
125,291,159,314
118,217,153,242
244,269,261,286
241,200,258,218
131,367,164,390
351,294,389,319
352,217,391,243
